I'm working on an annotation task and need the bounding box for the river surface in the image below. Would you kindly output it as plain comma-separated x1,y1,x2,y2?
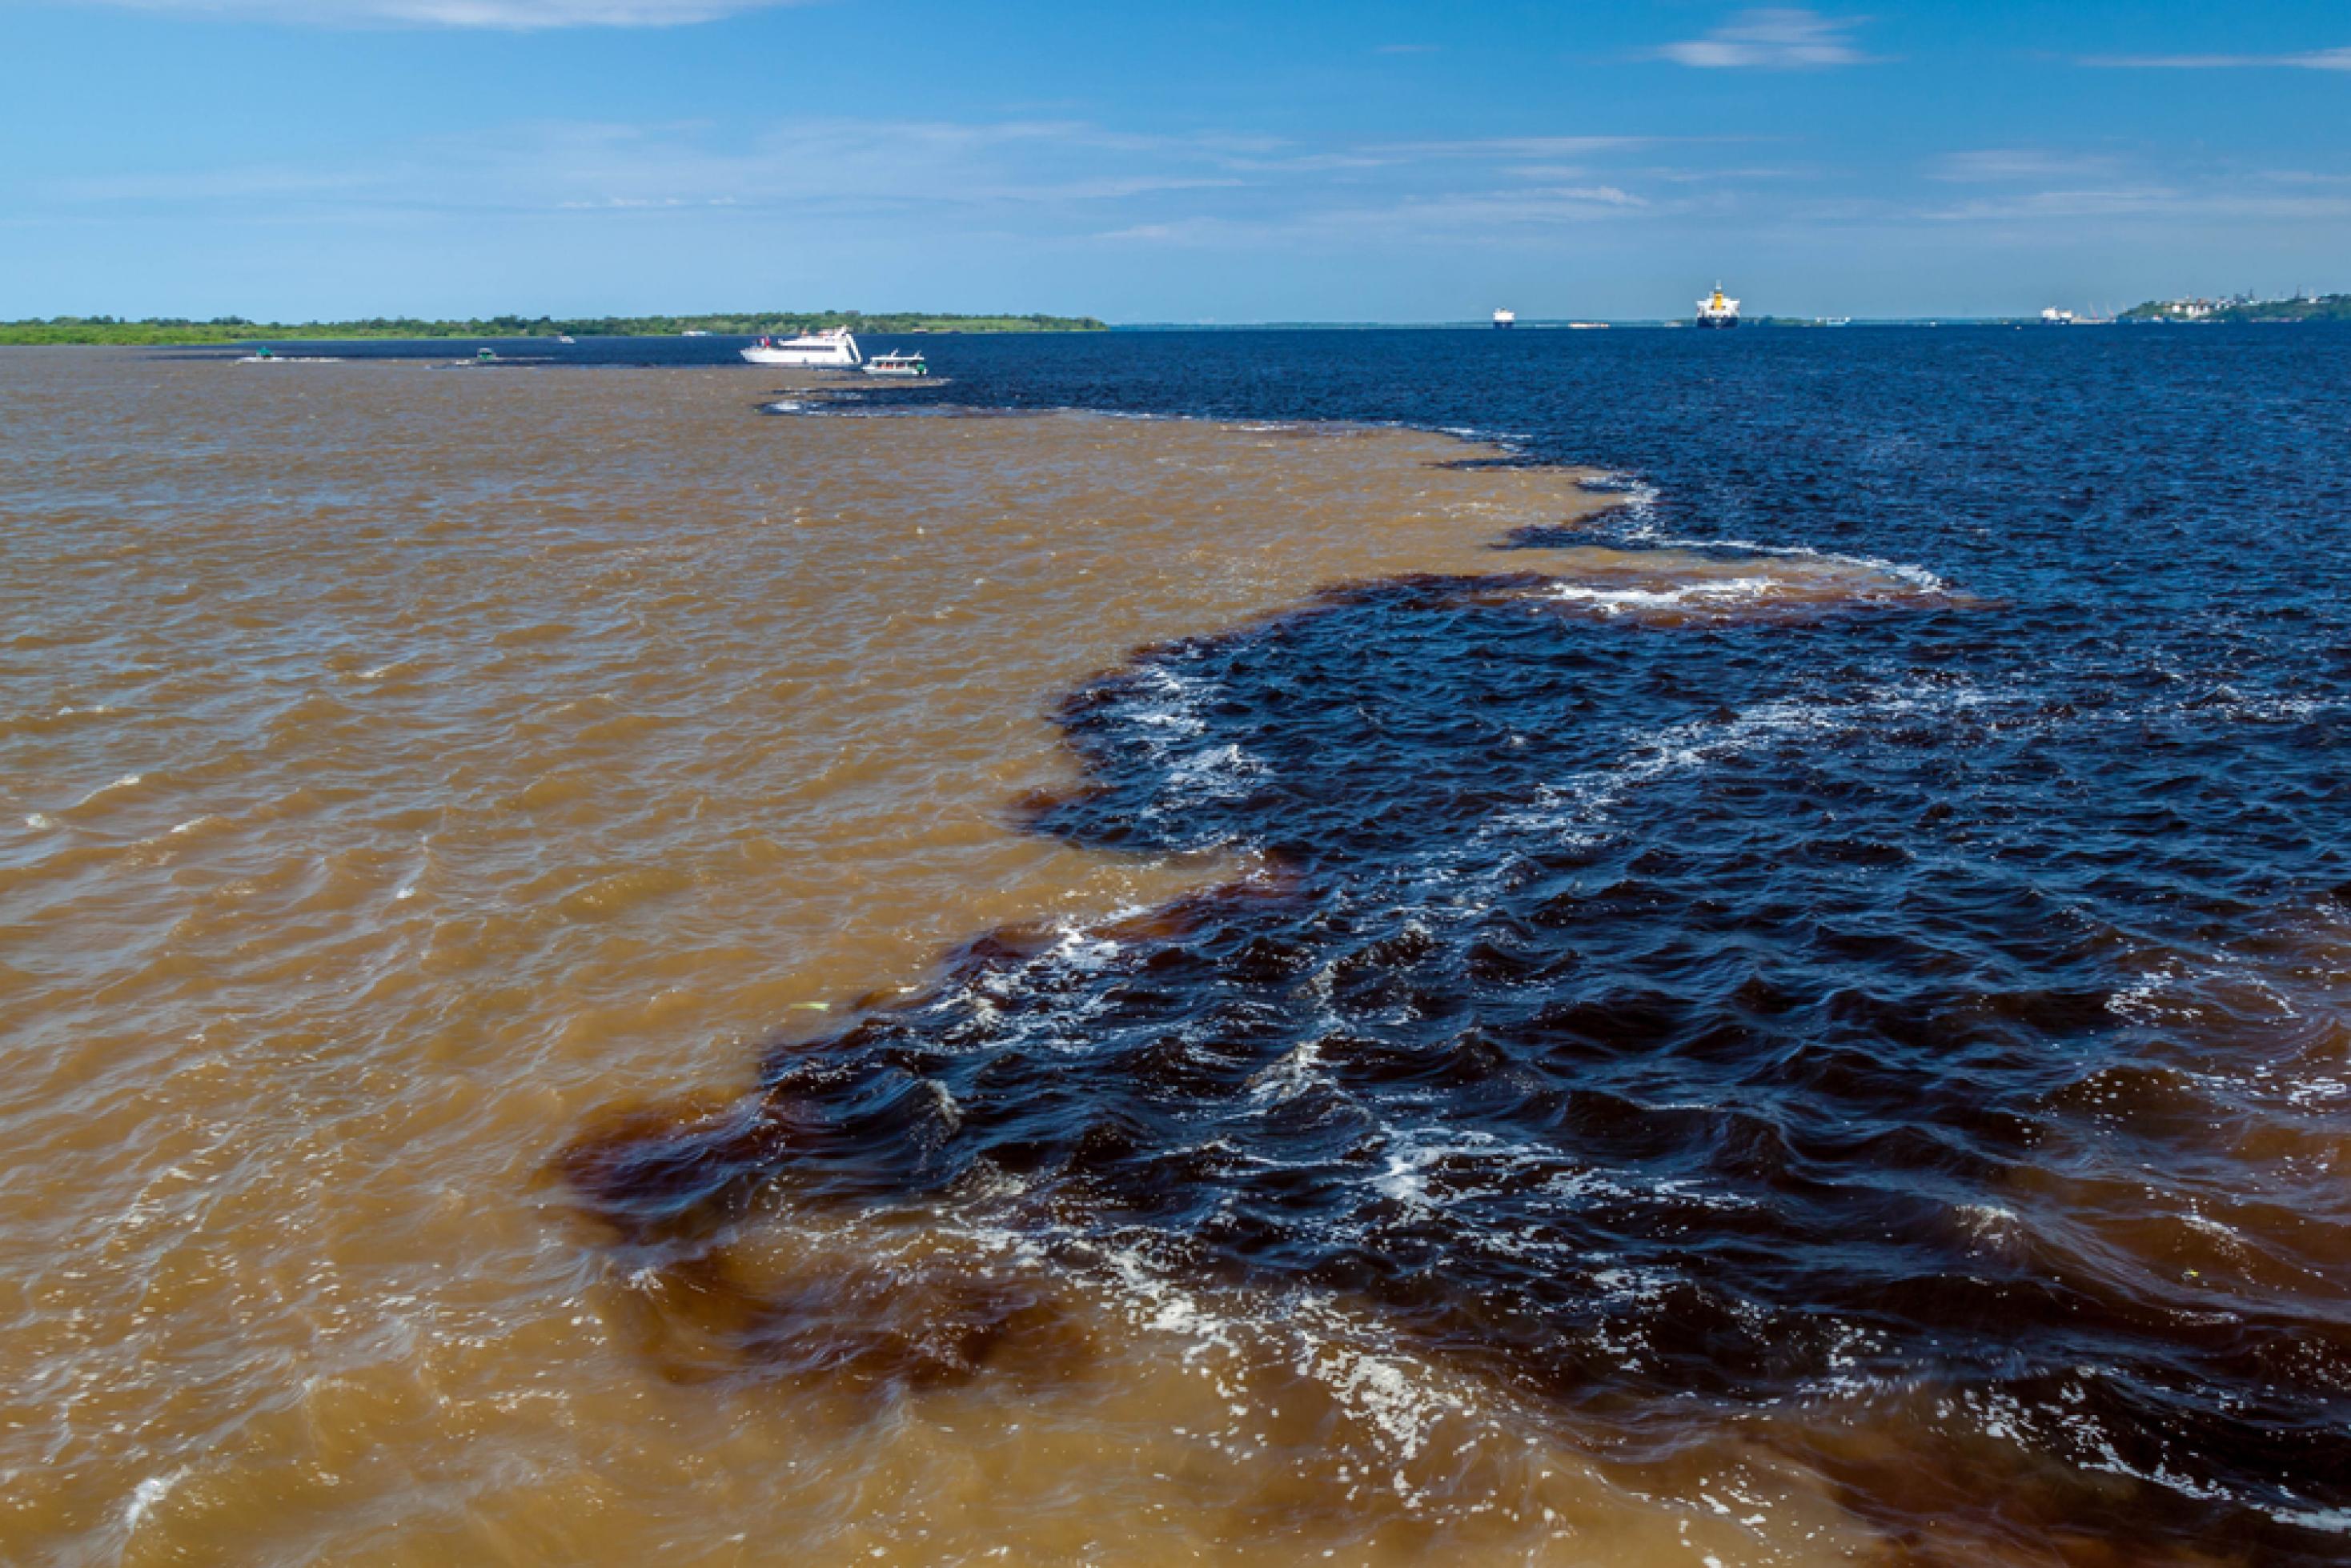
2,327,2347,1566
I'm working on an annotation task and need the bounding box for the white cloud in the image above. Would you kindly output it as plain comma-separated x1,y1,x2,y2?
2083,47,2351,70
1367,136,1656,159
1655,8,1872,69
51,0,798,28
46,117,1230,214
1915,146,2351,223
1932,150,2124,184
1097,185,1660,248
31,113,1725,259
1920,186,2351,223
1920,186,2181,221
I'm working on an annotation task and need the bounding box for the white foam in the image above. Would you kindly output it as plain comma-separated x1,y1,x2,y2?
75,772,144,806
1247,1037,1326,1104
1167,743,1264,801
122,1468,188,1531
1042,924,1124,973
1956,1203,2023,1246
1469,678,2018,860
1373,1127,1512,1209
1311,1344,1440,1462
1607,507,1948,594
2271,1507,2351,1535
1546,575,1790,615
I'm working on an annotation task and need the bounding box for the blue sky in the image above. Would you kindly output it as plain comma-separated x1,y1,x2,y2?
2,1,2346,320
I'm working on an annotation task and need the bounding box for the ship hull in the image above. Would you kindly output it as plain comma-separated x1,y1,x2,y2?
1694,316,1740,329
741,346,860,367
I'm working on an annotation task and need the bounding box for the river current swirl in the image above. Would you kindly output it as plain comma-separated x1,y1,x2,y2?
562,327,2351,1562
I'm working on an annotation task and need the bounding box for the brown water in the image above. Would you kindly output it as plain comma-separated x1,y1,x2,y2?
5,349,1971,1565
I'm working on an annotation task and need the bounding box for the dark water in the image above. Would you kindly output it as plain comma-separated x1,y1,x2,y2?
548,326,2351,1560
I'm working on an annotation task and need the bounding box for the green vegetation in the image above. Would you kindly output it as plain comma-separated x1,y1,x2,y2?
0,311,1108,346
2119,294,2351,324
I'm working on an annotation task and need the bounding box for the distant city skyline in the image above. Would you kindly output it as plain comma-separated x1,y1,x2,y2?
3,1,2346,323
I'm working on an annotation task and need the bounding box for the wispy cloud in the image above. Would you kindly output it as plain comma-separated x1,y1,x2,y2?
29,113,1766,257
1367,136,1657,159
2083,47,2351,70
1914,145,2351,223
1096,185,1657,247
1655,8,1874,69
1920,185,2351,223
1931,149,2124,184
41,116,1692,227
45,0,800,28
1920,186,2182,221
46,118,1252,215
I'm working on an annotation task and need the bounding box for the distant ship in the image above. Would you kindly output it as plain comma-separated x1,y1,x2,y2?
2040,307,2078,326
1696,285,1741,329
741,327,862,368
1493,308,1516,329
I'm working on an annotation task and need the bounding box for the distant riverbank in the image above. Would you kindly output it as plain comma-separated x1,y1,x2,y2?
0,311,1108,346
2120,292,2351,325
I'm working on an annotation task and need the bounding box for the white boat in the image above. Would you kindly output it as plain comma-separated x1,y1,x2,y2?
1695,284,1741,329
741,327,862,368
1493,308,1516,329
862,351,929,378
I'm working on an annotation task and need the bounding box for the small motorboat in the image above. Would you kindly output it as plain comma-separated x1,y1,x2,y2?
862,351,929,378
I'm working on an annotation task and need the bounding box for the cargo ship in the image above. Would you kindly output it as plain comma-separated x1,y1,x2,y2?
1695,285,1740,329
1493,308,1516,328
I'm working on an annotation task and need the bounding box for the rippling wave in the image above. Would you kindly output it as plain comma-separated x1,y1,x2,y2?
10,329,2349,1564
566,328,2351,1563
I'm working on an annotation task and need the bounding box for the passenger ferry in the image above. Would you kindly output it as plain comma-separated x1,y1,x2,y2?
1695,285,1741,329
862,351,929,378
741,327,862,368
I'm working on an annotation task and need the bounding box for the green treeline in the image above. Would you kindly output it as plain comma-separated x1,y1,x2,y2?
0,311,1109,346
